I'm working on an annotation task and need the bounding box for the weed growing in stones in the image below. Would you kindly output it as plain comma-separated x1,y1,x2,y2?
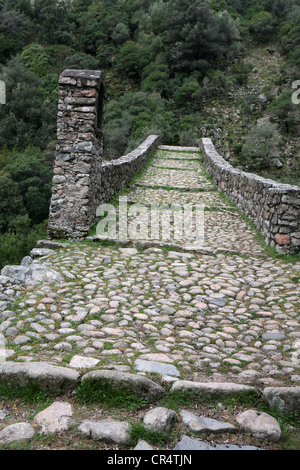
75,378,149,411
128,421,170,448
0,381,51,406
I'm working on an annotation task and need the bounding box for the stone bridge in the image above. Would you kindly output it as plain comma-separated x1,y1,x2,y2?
0,70,300,450
48,70,300,255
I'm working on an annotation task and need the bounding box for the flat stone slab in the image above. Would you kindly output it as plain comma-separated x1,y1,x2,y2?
0,410,9,420
134,440,154,450
30,248,56,259
171,381,254,397
262,333,285,341
180,410,236,433
37,240,67,250
34,401,73,435
215,443,264,450
143,407,177,433
174,435,213,450
118,248,138,255
158,145,200,152
0,362,80,395
78,420,131,444
167,251,196,259
81,369,164,402
0,422,35,443
263,386,300,414
174,435,264,451
236,410,282,442
138,353,174,363
69,355,100,369
135,359,180,377
1,263,64,285
208,298,226,307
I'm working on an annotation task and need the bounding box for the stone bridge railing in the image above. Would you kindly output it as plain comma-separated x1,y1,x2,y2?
201,138,300,255
47,70,300,253
48,69,160,239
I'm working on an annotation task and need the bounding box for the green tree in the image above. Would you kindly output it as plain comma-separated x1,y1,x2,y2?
33,0,74,45
267,91,300,134
165,0,241,74
115,41,150,81
0,6,32,62
112,22,130,45
21,43,52,77
63,52,98,70
0,216,47,270
141,63,170,97
248,11,277,43
175,78,203,110
0,58,56,149
241,122,281,170
5,148,53,224
0,172,26,233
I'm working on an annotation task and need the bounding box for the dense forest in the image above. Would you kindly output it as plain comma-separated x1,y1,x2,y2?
0,0,299,268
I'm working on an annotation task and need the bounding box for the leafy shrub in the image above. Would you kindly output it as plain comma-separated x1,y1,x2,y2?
241,121,281,170
247,11,277,43
267,91,300,134
0,216,47,270
21,43,52,77
0,145,53,228
0,58,56,149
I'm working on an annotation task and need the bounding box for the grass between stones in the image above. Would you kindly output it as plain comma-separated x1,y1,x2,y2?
128,421,170,448
0,381,300,450
0,381,52,407
75,378,149,410
0,380,300,450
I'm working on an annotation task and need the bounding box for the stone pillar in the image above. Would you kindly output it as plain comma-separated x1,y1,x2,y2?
48,69,105,239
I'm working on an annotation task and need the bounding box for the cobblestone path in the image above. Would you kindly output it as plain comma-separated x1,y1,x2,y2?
0,145,300,450
1,146,299,386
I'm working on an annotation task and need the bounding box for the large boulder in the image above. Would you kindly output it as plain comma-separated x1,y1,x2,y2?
143,407,177,433
0,423,35,444
78,420,131,444
236,410,282,442
263,387,300,415
0,362,80,395
81,369,164,402
1,263,64,285
34,401,73,434
171,380,255,397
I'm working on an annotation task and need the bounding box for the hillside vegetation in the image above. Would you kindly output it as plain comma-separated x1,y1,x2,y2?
0,0,299,267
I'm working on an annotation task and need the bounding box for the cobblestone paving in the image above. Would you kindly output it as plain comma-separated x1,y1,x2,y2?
1,146,300,387
135,161,216,190
115,148,265,254
126,186,229,207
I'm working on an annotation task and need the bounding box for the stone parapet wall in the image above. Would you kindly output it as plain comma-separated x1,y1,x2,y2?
48,70,105,240
201,138,300,254
47,69,160,240
99,135,160,204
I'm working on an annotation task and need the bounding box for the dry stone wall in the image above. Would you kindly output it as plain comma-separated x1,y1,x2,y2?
48,69,105,240
48,69,160,239
99,135,160,204
201,138,300,254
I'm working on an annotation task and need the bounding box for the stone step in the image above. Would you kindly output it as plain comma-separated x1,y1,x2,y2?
158,145,200,152
0,361,298,449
